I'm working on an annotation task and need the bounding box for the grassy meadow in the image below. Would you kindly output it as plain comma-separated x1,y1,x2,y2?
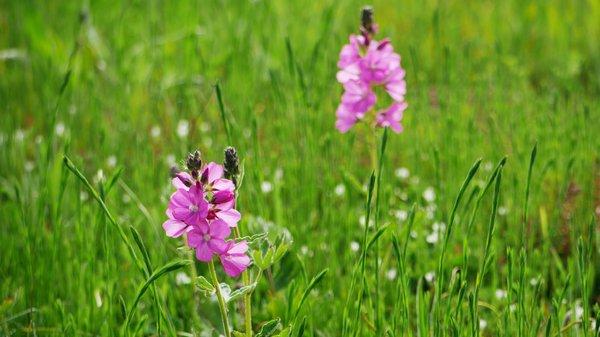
1,0,599,336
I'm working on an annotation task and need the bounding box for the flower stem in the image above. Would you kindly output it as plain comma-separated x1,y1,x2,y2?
372,128,388,334
208,260,231,337
185,237,202,331
235,227,253,336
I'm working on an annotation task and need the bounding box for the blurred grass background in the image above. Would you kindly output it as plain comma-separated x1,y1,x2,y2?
1,0,599,335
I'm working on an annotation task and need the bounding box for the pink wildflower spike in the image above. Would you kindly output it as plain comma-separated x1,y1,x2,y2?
187,219,231,262
220,240,251,277
376,102,407,133
335,104,360,133
167,184,209,226
384,67,407,102
341,80,376,115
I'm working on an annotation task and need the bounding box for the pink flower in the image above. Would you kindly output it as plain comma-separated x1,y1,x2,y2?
187,219,231,262
376,102,407,133
335,23,407,133
335,104,360,133
340,80,376,116
219,240,251,277
163,184,209,237
201,162,235,192
208,190,241,227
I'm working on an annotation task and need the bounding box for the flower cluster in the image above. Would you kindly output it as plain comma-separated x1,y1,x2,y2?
163,150,250,277
335,7,407,133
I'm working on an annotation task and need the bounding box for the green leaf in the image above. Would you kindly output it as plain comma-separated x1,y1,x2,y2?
196,276,215,293
232,331,246,337
227,283,257,303
256,318,281,337
272,326,291,337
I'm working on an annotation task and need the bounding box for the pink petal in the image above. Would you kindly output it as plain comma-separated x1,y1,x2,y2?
217,209,241,227
212,178,235,192
202,162,224,184
209,219,231,239
228,241,249,255
162,219,188,238
195,242,213,262
220,254,251,277
208,238,229,254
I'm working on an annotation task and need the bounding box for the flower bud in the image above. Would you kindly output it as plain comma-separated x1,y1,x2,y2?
223,147,239,185
186,150,202,178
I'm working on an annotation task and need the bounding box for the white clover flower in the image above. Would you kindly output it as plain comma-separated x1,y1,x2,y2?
261,181,273,193
395,167,410,179
423,187,436,203
495,289,507,300
175,272,191,285
55,122,66,136
425,271,435,283
394,209,408,222
122,194,131,204
80,191,89,202
176,119,189,138
166,154,176,165
498,206,508,216
150,125,161,138
386,268,397,281
275,168,284,181
14,129,25,142
483,161,493,171
350,241,360,252
107,155,117,168
334,184,346,196
479,319,487,330
94,169,105,184
426,231,439,244
94,289,103,308
410,231,418,239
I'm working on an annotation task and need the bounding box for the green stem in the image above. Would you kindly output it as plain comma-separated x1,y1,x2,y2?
235,227,253,336
209,260,231,337
373,128,388,334
186,242,202,332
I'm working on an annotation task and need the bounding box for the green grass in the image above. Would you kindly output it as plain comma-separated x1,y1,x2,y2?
1,0,599,336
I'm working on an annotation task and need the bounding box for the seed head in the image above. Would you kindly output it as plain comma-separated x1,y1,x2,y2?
360,6,375,36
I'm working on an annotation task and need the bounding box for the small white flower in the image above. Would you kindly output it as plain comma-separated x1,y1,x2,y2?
55,122,65,136
150,125,161,138
395,167,410,179
529,277,540,286
498,206,508,216
24,161,34,172
394,209,408,222
94,169,105,184
425,271,435,283
479,319,487,330
334,184,346,196
261,181,273,193
574,303,584,320
350,241,360,252
386,268,397,281
107,156,117,168
14,129,25,142
211,284,231,303
177,119,189,138
432,222,446,233
300,245,309,255
122,194,131,204
175,272,191,285
426,231,439,244
410,231,418,239
509,303,517,312
80,191,89,202
483,161,493,171
275,168,283,181
423,187,436,203
94,289,103,308
399,192,408,201
495,289,507,300
166,154,176,165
